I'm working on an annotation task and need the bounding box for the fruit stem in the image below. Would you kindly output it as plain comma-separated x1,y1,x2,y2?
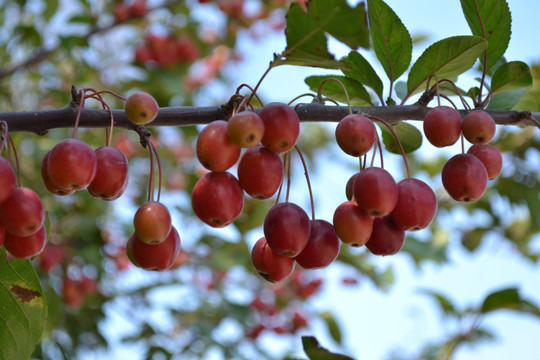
147,139,155,202
371,116,411,178
285,151,292,203
8,136,21,187
295,145,315,220
0,121,8,154
235,84,264,108
72,90,86,138
84,89,115,147
275,153,287,205
287,93,316,106
317,78,352,115
149,140,163,202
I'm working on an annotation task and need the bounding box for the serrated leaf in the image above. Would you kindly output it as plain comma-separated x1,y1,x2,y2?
281,0,369,69
0,248,47,360
406,36,488,96
460,0,511,71
379,121,422,154
481,287,540,316
489,61,532,95
367,0,412,81
302,336,354,360
342,51,384,99
321,311,342,345
305,75,372,106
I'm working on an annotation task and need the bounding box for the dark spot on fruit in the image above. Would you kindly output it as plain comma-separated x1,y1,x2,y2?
211,218,223,226
351,243,361,247
351,150,360,156
280,249,295,257
140,111,147,118
254,195,265,200
10,285,41,303
278,141,289,149
246,134,255,143
475,136,484,143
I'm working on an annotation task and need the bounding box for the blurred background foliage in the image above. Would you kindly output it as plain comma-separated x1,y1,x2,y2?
0,0,539,359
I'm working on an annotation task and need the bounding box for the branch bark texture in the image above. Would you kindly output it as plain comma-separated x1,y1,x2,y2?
0,103,538,135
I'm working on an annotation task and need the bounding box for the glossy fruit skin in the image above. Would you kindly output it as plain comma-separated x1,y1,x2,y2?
47,138,97,191
442,154,488,202
3,224,47,259
365,216,405,256
133,201,172,244
125,91,159,125
462,110,496,145
127,226,181,271
0,187,44,237
251,237,295,283
88,146,129,200
345,173,358,201
259,103,300,153
390,178,437,231
196,120,241,172
467,144,502,180
353,167,398,217
191,172,244,227
294,219,340,269
41,151,74,196
263,202,311,257
423,106,462,147
333,201,373,247
0,157,16,204
237,146,283,199
227,111,265,148
335,114,376,157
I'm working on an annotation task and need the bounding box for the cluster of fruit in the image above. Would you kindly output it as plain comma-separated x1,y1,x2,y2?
134,33,200,68
112,0,148,23
0,155,46,259
424,106,502,201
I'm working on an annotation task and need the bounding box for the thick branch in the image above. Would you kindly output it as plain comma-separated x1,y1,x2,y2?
0,103,538,135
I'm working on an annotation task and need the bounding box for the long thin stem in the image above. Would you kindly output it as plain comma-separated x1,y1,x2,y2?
8,136,21,187
295,146,315,220
149,140,163,202
285,151,292,203
371,115,411,178
147,142,155,202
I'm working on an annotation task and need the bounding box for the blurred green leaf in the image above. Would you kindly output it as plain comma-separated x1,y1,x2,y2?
460,0,511,71
420,289,458,317
305,75,372,106
367,0,412,81
379,121,422,155
481,287,540,316
321,311,342,345
302,336,355,360
44,0,59,21
0,248,47,360
490,61,532,95
487,89,527,110
401,236,447,265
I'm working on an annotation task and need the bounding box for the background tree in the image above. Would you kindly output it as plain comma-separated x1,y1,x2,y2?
0,0,539,359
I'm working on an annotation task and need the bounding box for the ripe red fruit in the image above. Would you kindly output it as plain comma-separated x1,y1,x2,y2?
333,200,373,247
47,138,97,191
196,120,241,172
127,226,181,271
462,110,496,145
467,144,502,180
263,202,311,257
442,153,488,202
365,216,405,256
125,91,159,125
335,114,376,157
259,103,300,153
237,145,283,199
294,219,340,270
88,146,129,200
0,157,16,204
129,0,147,18
227,111,265,148
251,237,295,283
41,151,74,196
191,172,244,227
390,178,437,231
353,167,398,217
423,105,462,147
345,173,358,200
133,201,172,244
38,244,65,272
3,224,47,259
113,2,130,22
0,187,44,237
62,277,85,308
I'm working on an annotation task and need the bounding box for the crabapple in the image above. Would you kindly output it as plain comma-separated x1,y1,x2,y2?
127,226,181,271
294,219,340,270
259,102,300,153
263,202,311,257
251,237,295,283
3,224,47,259
462,110,496,145
333,200,373,247
0,187,44,237
47,138,97,191
423,105,462,147
467,144,502,180
133,201,172,244
227,111,265,148
196,120,241,172
125,91,159,125
442,153,488,202
88,146,129,200
0,157,16,204
353,167,398,217
365,216,405,256
237,145,283,199
390,178,437,231
335,114,376,157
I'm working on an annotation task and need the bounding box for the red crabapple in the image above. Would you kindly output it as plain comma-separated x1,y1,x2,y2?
423,106,462,147
0,187,44,237
251,237,295,283
294,219,340,270
133,201,172,244
0,157,16,204
353,167,398,217
390,178,437,231
47,138,97,191
125,91,159,125
333,200,373,247
227,111,265,148
237,145,283,199
467,144,502,180
442,153,488,202
259,103,300,153
3,224,47,259
335,114,376,157
263,202,311,257
196,120,241,172
462,110,496,145
88,146,129,200
365,216,405,256
127,226,181,271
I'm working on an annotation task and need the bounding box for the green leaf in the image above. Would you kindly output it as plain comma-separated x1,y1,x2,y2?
379,121,422,154
302,336,355,360
367,0,412,81
0,248,47,360
481,287,540,316
487,89,527,110
406,36,488,96
489,61,532,95
305,75,372,106
281,0,369,69
321,311,342,345
401,236,448,264
460,0,511,71
342,51,384,99
43,0,59,21
420,289,458,317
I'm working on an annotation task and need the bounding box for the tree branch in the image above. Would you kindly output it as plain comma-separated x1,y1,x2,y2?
1,103,538,135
